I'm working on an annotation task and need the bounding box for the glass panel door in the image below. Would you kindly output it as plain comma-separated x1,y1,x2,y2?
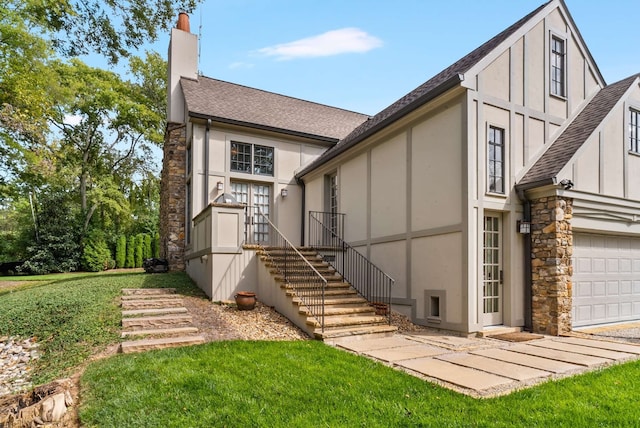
230,181,270,244
483,214,503,326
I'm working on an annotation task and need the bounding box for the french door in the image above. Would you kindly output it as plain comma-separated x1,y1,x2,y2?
483,214,503,326
230,181,271,243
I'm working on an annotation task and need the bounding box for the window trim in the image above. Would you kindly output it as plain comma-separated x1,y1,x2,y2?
630,108,640,154
230,141,274,177
487,125,506,195
550,33,567,99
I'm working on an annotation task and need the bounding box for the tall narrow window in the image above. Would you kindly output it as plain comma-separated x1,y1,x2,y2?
551,36,566,97
630,109,640,153
488,126,505,194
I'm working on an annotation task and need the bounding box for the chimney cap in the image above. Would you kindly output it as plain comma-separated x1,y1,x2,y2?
177,12,190,32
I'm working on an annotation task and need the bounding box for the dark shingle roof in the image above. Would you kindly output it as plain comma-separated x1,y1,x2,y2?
296,1,550,178
517,74,639,188
181,76,370,141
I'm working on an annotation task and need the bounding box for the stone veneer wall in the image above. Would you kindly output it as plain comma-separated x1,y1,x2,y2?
160,122,186,271
530,195,573,335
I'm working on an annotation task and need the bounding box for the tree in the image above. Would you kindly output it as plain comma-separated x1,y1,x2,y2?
6,0,199,64
115,235,127,268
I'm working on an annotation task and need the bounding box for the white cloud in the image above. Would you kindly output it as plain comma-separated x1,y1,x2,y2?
256,28,383,61
228,62,255,70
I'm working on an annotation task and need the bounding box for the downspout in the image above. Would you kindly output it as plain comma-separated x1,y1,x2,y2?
297,177,306,246
517,188,532,332
204,119,210,207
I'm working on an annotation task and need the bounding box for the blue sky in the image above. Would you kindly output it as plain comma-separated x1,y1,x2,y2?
139,0,638,116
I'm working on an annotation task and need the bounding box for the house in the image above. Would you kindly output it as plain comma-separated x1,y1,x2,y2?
160,0,640,338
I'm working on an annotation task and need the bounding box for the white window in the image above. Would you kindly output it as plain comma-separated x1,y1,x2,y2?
630,108,640,153
488,126,505,194
230,142,274,176
551,36,566,97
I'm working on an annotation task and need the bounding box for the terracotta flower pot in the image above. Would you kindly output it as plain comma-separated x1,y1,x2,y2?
235,291,257,310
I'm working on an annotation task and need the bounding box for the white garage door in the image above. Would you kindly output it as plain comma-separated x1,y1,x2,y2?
573,233,640,327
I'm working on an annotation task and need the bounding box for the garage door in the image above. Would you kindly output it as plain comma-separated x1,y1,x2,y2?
573,233,640,327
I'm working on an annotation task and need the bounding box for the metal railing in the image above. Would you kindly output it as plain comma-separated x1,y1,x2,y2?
309,211,395,324
245,206,328,332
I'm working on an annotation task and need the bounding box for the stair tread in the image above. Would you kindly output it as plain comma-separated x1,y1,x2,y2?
122,288,176,295
122,307,188,316
307,315,390,327
300,306,375,316
121,294,182,300
121,326,199,338
120,335,206,353
316,325,398,339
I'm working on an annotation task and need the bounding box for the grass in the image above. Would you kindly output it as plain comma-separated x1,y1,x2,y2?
0,270,200,384
79,341,640,427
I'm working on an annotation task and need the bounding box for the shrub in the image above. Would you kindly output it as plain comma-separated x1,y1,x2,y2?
153,232,160,258
115,235,126,268
125,236,135,268
81,235,113,272
134,234,144,268
143,234,152,259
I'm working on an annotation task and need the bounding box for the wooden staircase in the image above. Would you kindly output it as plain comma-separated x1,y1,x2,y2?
119,288,205,353
260,247,397,340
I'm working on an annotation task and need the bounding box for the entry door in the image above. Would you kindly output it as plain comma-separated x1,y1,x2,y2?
483,214,503,325
231,182,271,243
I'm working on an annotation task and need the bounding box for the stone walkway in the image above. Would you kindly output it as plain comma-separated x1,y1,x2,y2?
331,331,640,397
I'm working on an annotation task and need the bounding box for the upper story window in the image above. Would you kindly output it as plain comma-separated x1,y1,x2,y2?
488,126,505,194
230,142,274,176
550,36,566,97
630,109,640,154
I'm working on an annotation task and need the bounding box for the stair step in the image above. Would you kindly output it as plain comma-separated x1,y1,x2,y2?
121,326,200,338
122,288,176,295
299,306,375,316
121,299,184,309
119,335,205,353
316,325,398,340
122,307,188,317
297,297,367,305
122,314,193,329
121,293,182,301
307,315,389,328
279,280,350,288
287,290,357,299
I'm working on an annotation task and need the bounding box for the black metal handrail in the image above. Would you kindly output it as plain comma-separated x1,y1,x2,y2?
309,211,394,324
245,206,328,332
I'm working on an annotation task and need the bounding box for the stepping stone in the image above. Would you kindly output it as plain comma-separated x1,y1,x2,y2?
122,314,192,329
122,307,188,317
365,344,447,362
335,336,419,353
121,294,182,300
396,357,513,391
471,348,581,374
507,343,611,367
532,340,635,361
558,337,640,355
436,352,551,381
121,299,184,309
122,288,176,295
121,326,199,338
120,335,205,353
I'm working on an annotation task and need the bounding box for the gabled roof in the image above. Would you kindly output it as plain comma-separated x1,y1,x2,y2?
517,74,640,189
296,1,550,178
181,76,369,142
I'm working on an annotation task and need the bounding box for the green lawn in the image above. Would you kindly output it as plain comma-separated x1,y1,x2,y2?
0,270,200,383
79,341,640,427
2,271,639,427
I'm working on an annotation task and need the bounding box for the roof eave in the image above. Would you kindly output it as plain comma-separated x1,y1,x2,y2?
188,112,340,144
515,177,557,193
296,73,464,179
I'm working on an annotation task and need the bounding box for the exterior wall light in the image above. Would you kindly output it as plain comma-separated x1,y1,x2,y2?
517,220,531,234
281,188,288,198
217,181,224,191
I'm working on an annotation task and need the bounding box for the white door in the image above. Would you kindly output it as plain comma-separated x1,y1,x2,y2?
483,214,503,326
231,181,271,244
573,233,640,327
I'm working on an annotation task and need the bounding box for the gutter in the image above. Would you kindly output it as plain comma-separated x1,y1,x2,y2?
189,112,339,145
204,119,210,207
296,73,464,180
297,176,306,246
516,187,532,332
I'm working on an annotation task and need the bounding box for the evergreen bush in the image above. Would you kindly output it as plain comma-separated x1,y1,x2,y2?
126,236,135,268
134,234,144,267
115,235,126,268
81,231,113,272
143,234,152,259
153,232,160,258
